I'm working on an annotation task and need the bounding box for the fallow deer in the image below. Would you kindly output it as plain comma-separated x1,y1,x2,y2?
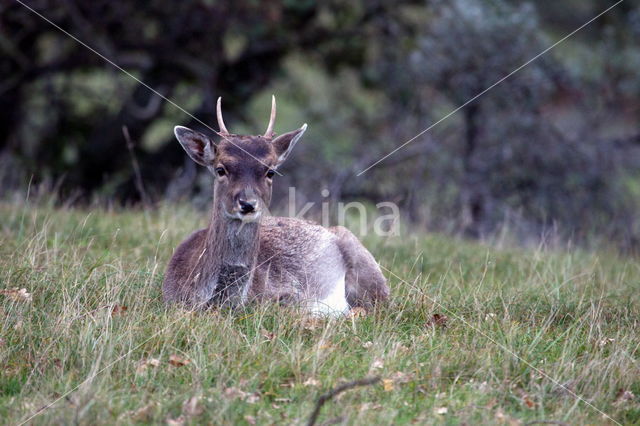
163,97,389,314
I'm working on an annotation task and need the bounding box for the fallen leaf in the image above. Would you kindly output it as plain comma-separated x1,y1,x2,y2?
182,396,203,417
426,313,448,328
111,305,128,316
514,388,537,409
435,406,448,415
477,381,490,392
495,409,522,425
393,343,410,353
360,402,383,412
303,378,320,387
131,403,156,422
370,357,384,371
0,288,32,302
168,354,190,367
382,379,394,391
244,415,256,425
598,338,615,348
245,393,260,404
52,358,62,369
261,329,276,341
224,387,245,399
301,317,323,331
614,388,635,404
552,380,576,396
165,415,185,426
485,398,498,409
349,307,367,318
136,358,161,374
318,342,334,350
523,396,535,409
224,387,260,403
390,371,412,384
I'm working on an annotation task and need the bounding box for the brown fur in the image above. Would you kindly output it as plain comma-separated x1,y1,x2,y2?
329,226,390,308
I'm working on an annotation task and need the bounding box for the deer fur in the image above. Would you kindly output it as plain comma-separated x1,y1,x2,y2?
163,97,389,314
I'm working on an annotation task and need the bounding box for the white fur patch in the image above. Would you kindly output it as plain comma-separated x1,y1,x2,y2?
308,273,349,317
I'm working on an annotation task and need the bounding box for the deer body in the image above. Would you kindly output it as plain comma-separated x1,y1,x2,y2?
163,97,389,314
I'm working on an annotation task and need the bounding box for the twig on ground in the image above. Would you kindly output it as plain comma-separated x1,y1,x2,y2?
306,376,380,426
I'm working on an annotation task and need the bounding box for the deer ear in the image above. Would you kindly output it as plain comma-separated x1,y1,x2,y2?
174,126,217,167
272,124,307,167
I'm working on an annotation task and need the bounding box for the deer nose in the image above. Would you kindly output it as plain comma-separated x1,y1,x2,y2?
238,199,257,214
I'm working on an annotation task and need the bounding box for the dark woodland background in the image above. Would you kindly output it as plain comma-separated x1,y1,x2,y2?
2,0,640,249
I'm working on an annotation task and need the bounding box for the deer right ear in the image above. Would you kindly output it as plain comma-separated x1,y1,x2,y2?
174,126,217,167
272,123,307,167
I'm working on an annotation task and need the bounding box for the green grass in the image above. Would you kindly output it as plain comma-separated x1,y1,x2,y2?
1,201,639,425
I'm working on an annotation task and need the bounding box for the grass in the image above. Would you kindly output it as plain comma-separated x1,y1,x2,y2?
0,200,639,425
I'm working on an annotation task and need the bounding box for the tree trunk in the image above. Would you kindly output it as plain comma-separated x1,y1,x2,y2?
461,103,484,238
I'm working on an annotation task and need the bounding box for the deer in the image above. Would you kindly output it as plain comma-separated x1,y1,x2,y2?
163,96,389,315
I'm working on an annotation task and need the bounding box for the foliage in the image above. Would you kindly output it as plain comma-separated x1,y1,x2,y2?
2,0,640,247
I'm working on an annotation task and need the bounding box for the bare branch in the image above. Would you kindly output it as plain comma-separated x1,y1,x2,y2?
306,377,380,426
122,126,150,207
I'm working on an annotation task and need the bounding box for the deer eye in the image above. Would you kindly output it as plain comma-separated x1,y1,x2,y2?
215,167,226,177
266,169,275,179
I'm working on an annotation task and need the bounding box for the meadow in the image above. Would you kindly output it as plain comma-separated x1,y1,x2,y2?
0,200,638,425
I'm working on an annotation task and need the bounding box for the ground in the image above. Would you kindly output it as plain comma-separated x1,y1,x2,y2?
0,201,638,425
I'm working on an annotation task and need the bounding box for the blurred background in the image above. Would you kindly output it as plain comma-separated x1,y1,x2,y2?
1,0,640,249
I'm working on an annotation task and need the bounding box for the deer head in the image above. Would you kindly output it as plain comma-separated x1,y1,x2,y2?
174,96,307,223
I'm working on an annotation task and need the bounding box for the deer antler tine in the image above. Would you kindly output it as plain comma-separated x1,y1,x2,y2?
216,97,229,135
264,95,276,138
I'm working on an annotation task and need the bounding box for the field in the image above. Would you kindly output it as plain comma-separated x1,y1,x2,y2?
1,201,639,425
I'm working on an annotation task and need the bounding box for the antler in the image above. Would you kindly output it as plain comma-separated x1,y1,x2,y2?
264,95,276,138
216,97,229,135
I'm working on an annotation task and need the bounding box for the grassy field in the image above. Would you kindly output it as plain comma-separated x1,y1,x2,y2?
1,201,639,425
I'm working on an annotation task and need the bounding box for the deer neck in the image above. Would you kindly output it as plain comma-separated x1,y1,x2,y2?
197,194,261,305
207,208,260,266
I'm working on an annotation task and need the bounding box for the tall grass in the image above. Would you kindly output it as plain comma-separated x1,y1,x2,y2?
0,201,638,425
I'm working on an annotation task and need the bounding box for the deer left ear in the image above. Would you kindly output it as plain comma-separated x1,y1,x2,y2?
174,126,217,167
272,124,307,167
